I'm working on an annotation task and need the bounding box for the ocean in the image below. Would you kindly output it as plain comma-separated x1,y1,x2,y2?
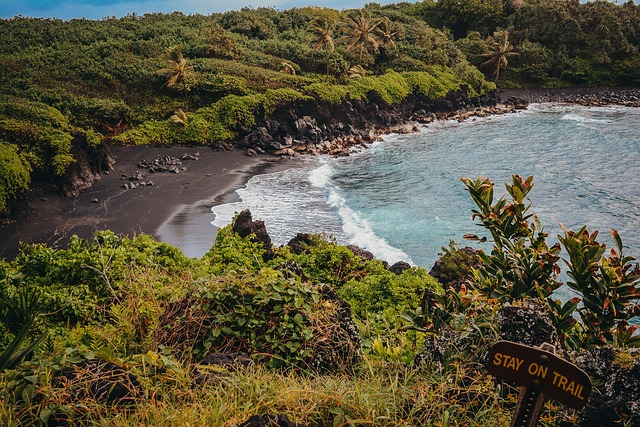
211,103,640,274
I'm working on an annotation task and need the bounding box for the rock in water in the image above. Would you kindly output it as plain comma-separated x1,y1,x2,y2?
233,209,272,249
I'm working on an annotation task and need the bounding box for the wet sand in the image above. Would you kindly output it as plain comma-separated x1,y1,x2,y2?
0,145,292,260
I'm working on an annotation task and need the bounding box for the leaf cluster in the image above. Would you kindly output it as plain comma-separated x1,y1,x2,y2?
462,175,640,350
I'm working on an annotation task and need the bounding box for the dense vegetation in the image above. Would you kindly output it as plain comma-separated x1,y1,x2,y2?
1,4,640,421
408,0,640,88
0,176,638,425
2,1,640,212
0,5,493,213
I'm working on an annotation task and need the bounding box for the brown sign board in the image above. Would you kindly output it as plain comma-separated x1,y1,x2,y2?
486,340,592,410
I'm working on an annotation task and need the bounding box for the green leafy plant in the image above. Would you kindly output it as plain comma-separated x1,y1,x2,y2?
462,175,640,350
0,285,47,370
462,175,562,301
559,226,640,347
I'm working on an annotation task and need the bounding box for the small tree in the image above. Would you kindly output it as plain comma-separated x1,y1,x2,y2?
461,175,561,301
157,46,196,93
463,175,640,350
307,16,336,78
479,30,518,81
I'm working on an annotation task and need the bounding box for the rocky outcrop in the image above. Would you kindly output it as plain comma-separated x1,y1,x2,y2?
286,233,316,255
497,299,560,349
346,245,375,260
573,347,640,427
233,209,273,250
236,88,501,157
428,246,482,292
389,261,412,275
499,87,640,106
61,141,115,197
53,359,143,405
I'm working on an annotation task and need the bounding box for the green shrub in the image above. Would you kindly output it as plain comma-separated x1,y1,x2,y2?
9,232,191,328
0,142,31,211
262,88,311,116
204,223,267,275
193,271,320,369
305,82,349,104
112,119,177,145
282,234,366,289
339,266,442,319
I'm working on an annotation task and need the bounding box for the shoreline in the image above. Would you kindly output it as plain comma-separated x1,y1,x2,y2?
0,146,292,260
499,87,640,106
2,87,639,260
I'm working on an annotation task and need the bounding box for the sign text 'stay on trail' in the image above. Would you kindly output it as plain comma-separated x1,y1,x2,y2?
486,340,592,410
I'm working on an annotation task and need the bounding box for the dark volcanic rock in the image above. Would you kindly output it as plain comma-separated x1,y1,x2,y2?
61,142,114,197
286,233,315,255
233,209,272,249
54,359,142,405
347,245,375,260
503,96,529,110
497,299,559,349
573,347,640,426
389,261,411,275
428,246,482,292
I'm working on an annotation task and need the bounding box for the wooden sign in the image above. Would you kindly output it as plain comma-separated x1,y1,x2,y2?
486,340,592,410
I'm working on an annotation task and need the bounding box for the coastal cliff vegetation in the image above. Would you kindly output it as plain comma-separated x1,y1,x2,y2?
1,3,640,423
0,177,638,425
2,0,639,212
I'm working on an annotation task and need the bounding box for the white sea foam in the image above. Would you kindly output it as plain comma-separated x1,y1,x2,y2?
327,190,413,265
561,113,612,124
308,162,333,188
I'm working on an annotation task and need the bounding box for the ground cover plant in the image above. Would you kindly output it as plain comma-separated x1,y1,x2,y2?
1,176,639,425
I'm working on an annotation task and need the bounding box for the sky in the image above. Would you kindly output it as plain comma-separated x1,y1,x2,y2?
0,0,410,20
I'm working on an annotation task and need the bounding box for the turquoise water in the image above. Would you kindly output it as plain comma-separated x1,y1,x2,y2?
212,104,640,272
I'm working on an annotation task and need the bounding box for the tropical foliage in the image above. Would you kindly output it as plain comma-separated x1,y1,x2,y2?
461,176,640,350
1,176,638,424
0,6,494,212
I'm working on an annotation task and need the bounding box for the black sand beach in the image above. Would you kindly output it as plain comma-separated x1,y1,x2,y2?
0,145,291,259
2,87,638,260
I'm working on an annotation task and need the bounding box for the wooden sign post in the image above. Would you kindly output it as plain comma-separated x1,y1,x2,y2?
486,341,592,427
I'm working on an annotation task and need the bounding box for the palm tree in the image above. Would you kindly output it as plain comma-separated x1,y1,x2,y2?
157,46,195,92
480,31,518,81
374,17,398,59
307,17,336,78
341,9,381,66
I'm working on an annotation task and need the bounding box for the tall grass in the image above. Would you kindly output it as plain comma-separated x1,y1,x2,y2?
52,358,511,427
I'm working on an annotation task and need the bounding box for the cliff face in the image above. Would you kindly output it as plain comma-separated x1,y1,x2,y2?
61,88,501,196
60,140,116,197
236,87,500,157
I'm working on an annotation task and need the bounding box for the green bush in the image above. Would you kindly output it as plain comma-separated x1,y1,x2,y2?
204,223,268,275
8,232,191,328
193,271,320,369
112,119,177,145
339,266,442,319
0,142,31,211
